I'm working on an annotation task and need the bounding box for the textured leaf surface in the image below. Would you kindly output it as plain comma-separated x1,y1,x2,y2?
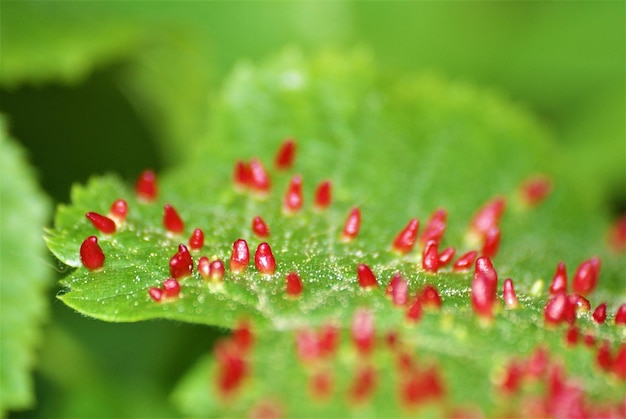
46,50,625,416
0,118,52,413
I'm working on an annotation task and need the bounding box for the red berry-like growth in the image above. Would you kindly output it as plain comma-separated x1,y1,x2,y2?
386,272,409,306
421,209,447,245
571,257,600,296
210,259,225,281
148,287,163,302
471,197,505,236
233,160,251,190
520,175,552,207
285,272,303,297
615,304,626,325
549,262,568,295
351,308,375,355
341,207,361,241
406,298,423,323
198,256,211,279
481,226,501,258
163,204,184,234
255,242,276,275
85,212,116,234
392,218,419,254
230,239,250,273
109,199,128,222
283,175,303,213
80,236,105,270
169,244,194,279
249,158,271,195
275,138,296,170
438,247,455,267
592,302,607,324
162,278,181,298
471,257,498,319
188,228,204,251
417,284,442,309
422,240,440,273
453,250,477,271
252,216,270,238
356,263,378,288
350,365,377,403
215,340,248,396
135,170,158,201
314,180,332,210
503,278,519,309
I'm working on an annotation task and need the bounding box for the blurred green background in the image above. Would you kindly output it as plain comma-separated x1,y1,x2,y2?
1,2,624,417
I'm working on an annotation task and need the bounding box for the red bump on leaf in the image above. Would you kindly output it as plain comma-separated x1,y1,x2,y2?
148,287,163,302
421,209,447,245
198,256,211,279
453,250,477,271
215,340,248,396
341,207,361,242
422,240,440,273
572,257,601,296
210,259,225,281
188,228,204,251
283,174,303,213
583,333,596,347
356,263,378,288
565,326,579,346
596,341,613,371
295,329,320,362
570,294,590,313
275,138,296,170
615,304,626,325
471,257,498,319
401,366,445,407
470,196,505,236
233,160,251,190
311,371,333,400
351,308,375,356
549,261,568,295
135,169,157,201
318,324,339,357
163,204,184,234
613,344,626,379
285,272,303,297
350,365,376,403
438,247,455,267
418,284,442,309
249,158,271,195
85,212,116,234
520,175,552,207
233,320,254,353
544,293,568,326
169,244,193,279
481,226,501,258
608,214,626,252
499,359,525,394
109,199,128,222
255,242,276,275
230,239,250,273
80,236,105,270
406,298,423,323
386,272,409,306
314,180,332,210
392,218,419,254
162,278,181,298
503,278,519,309
527,346,549,379
592,303,606,324
252,216,270,238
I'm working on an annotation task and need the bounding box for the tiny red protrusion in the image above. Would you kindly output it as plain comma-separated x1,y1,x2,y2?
596,341,613,371
608,214,626,252
162,278,181,298
544,293,568,326
520,175,552,207
295,329,320,362
571,257,600,296
230,239,249,273
453,250,478,271
311,371,333,400
386,272,409,306
421,209,447,245
252,216,270,238
275,138,296,170
471,257,498,319
188,228,204,251
249,158,271,195
109,199,128,223
210,259,225,281
169,244,194,279
481,226,501,258
392,218,419,254
438,247,455,267
233,160,251,190
351,308,375,356
565,326,579,346
592,303,607,324
422,240,440,273
255,242,276,275
314,180,332,210
406,298,423,323
198,256,211,279
85,212,116,234
356,263,378,288
503,278,519,309
283,174,303,213
232,320,254,353
417,284,442,309
350,365,376,402
570,293,590,313
215,340,248,396
499,359,524,394
285,272,303,297
135,170,158,201
148,287,163,302
549,262,568,295
613,344,626,379
80,236,105,270
318,324,339,357
163,204,184,234
341,207,361,242
471,196,505,236
615,304,626,325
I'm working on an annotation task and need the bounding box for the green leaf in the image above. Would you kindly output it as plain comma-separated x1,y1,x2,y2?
46,50,625,415
0,117,52,413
